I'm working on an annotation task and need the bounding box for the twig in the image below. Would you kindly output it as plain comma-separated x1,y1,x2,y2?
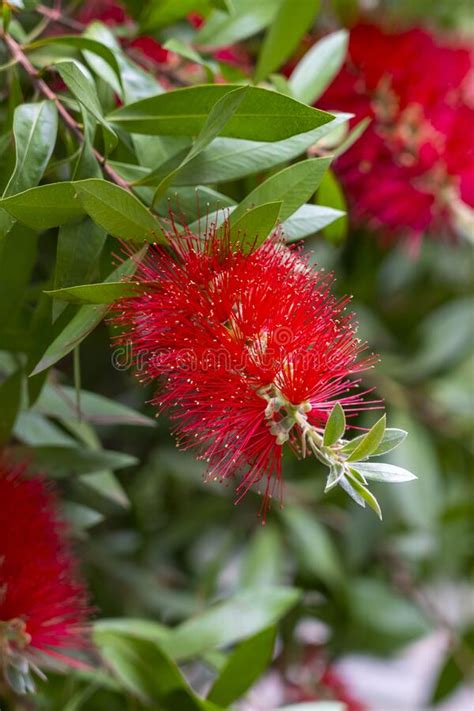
1,31,131,191
36,3,85,32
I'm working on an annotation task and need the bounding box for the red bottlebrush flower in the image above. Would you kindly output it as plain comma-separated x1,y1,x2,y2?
129,36,169,64
112,226,376,517
76,0,128,25
317,23,474,244
0,457,90,691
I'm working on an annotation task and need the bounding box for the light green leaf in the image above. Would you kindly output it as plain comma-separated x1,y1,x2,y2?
140,0,209,30
27,35,123,95
346,414,386,462
346,470,383,519
323,402,346,446
46,281,145,305
162,587,300,660
207,626,276,707
279,703,346,711
108,84,334,142
324,462,344,492
283,203,345,241
341,427,407,457
81,471,130,509
196,0,278,47
350,461,417,483
4,101,58,196
231,157,331,224
226,201,282,251
240,524,284,589
289,30,349,104
0,182,83,230
73,179,166,243
317,168,347,243
255,0,320,83
56,59,117,154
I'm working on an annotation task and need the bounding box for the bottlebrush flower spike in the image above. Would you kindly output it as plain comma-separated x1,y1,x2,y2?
112,224,416,519
318,23,474,245
0,457,90,693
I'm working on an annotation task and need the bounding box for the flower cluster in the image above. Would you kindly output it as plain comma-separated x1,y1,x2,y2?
319,23,474,244
112,226,377,516
0,457,90,693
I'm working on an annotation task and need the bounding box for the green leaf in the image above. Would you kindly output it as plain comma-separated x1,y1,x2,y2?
0,223,37,328
317,168,347,243
323,402,346,446
140,0,209,31
255,0,320,83
73,179,166,243
31,249,145,374
341,427,407,457
3,101,58,196
11,445,137,478
81,471,130,509
349,461,417,483
289,30,349,104
240,524,284,588
27,35,123,96
346,414,386,462
162,587,300,660
226,201,282,251
207,626,276,706
108,84,334,142
231,158,331,224
346,470,383,519
55,60,118,154
282,506,344,590
196,0,278,47
153,86,249,203
0,182,83,230
283,203,345,241
0,369,22,445
94,632,213,710
137,117,345,187
324,462,345,492
46,281,145,305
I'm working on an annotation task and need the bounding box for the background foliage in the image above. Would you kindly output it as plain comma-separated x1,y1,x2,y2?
0,0,473,709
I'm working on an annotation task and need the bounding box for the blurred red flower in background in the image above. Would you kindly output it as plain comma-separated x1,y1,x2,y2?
318,23,474,244
0,457,90,688
112,227,375,516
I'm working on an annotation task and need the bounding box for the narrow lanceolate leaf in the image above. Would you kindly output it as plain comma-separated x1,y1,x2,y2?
0,183,83,230
4,101,58,196
0,369,23,445
207,626,276,707
347,470,383,519
323,402,346,446
346,415,387,462
324,462,345,492
226,202,282,252
45,281,145,305
55,60,118,154
349,462,417,483
341,427,407,457
73,179,167,243
255,0,320,83
282,204,345,241
153,86,249,202
31,248,146,375
231,157,331,224
10,445,137,478
108,84,334,141
195,0,278,46
289,30,349,104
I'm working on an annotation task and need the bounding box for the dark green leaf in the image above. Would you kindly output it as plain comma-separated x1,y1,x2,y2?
255,0,320,83
0,369,23,445
207,626,276,706
0,223,37,328
317,167,348,243
323,402,346,446
108,84,334,142
289,30,349,104
4,101,58,196
346,415,386,462
11,445,137,477
73,179,166,243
